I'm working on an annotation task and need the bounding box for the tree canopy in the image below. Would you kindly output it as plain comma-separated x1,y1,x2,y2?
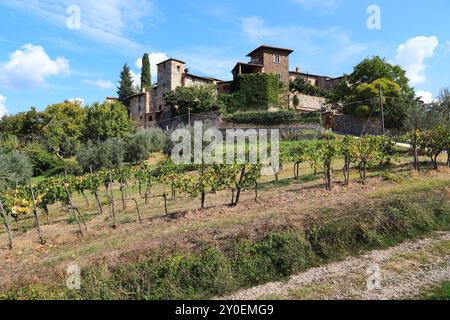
165,84,219,115
334,56,416,129
84,101,135,142
141,53,152,92
117,63,135,106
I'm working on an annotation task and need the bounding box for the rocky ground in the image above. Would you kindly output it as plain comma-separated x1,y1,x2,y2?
220,232,450,300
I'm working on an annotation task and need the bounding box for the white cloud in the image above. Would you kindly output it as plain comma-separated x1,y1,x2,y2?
395,36,438,86
0,43,70,90
0,1,162,53
0,94,7,118
416,90,436,104
130,70,141,88
83,79,115,89
292,0,342,14
135,52,169,81
68,97,85,106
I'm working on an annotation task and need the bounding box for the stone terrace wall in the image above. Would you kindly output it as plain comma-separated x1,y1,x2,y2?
290,93,325,111
331,114,383,136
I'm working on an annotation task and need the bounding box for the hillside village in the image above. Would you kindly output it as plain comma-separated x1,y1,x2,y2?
121,45,344,129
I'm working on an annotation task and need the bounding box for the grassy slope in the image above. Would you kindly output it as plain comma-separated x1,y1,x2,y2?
1,154,450,299
422,282,450,300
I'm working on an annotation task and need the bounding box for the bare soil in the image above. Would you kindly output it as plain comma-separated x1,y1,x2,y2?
1,161,449,292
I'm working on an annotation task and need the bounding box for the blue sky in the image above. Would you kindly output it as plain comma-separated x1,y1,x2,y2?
1,0,449,116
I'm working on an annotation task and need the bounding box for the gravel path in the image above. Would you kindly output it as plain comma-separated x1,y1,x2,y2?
219,232,450,300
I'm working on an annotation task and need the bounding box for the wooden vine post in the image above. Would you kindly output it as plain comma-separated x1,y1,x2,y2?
0,199,13,250
132,198,143,223
29,184,46,244
63,179,87,238
109,171,117,229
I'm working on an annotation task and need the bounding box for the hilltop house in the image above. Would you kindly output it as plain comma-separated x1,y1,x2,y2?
127,45,343,128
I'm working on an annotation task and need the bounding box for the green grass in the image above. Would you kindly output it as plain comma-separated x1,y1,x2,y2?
3,188,450,300
421,282,450,300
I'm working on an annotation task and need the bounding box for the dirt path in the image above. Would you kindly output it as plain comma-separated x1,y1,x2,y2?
219,232,450,300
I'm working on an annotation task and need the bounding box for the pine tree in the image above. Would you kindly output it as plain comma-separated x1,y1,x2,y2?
141,53,152,92
117,63,135,107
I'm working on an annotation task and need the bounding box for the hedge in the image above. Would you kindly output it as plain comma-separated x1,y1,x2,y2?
232,74,280,110
225,111,295,125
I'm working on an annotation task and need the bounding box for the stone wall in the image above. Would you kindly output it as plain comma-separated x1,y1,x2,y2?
331,114,383,135
262,49,290,84
290,93,325,111
129,91,153,127
155,59,185,113
183,74,214,87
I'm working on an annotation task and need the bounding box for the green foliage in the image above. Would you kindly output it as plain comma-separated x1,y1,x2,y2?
117,63,136,106
76,138,125,172
343,78,403,126
347,56,412,95
232,233,313,285
41,101,87,157
23,143,63,176
165,84,219,115
233,73,280,110
423,281,450,300
218,93,242,114
308,195,448,259
7,190,450,300
293,95,300,107
290,76,332,98
0,107,42,143
430,87,450,124
84,102,135,142
125,129,169,163
335,56,415,129
0,151,33,190
140,53,152,92
416,125,450,170
225,110,295,125
0,134,20,154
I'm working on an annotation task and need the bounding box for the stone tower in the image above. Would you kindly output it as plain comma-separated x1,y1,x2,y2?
154,58,186,114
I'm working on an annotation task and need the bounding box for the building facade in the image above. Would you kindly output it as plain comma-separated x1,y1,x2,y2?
232,45,293,85
128,58,219,128
127,45,344,127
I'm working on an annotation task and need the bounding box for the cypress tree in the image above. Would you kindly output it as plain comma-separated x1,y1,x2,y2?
141,53,152,92
117,63,135,107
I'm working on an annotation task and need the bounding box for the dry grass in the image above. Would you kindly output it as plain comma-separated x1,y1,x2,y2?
1,154,449,290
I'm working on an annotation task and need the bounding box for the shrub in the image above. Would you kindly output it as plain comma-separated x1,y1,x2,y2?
218,93,242,114
225,110,295,125
165,84,219,115
125,129,169,163
232,232,313,285
0,151,33,190
293,95,300,107
290,76,332,98
23,143,63,176
233,74,280,110
76,138,125,172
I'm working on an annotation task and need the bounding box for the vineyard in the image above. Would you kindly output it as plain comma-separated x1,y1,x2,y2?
1,126,450,252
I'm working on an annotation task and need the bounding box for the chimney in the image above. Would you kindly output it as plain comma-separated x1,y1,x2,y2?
295,67,300,73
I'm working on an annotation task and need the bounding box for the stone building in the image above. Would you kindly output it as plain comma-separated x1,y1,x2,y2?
232,45,294,84
127,88,156,129
289,68,344,91
128,58,219,128
127,44,345,127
